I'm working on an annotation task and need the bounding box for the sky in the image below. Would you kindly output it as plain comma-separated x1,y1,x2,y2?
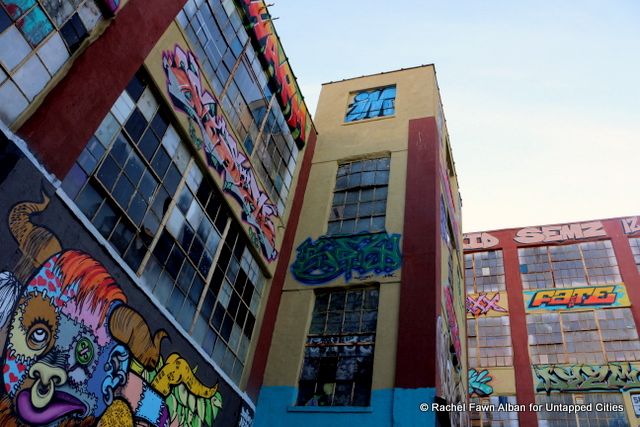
268,0,640,232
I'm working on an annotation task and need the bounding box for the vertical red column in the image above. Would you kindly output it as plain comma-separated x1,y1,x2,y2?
396,116,440,388
18,0,188,178
499,232,537,427
604,219,640,328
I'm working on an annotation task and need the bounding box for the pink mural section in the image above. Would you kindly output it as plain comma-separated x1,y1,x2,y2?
463,232,499,250
162,45,279,262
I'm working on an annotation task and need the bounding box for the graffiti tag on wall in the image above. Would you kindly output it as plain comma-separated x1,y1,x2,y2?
469,369,493,397
290,232,401,285
466,293,507,317
0,194,223,426
443,286,462,363
524,284,630,312
514,221,605,244
237,0,309,146
163,45,279,261
534,363,640,393
463,232,499,250
622,217,640,235
345,86,396,122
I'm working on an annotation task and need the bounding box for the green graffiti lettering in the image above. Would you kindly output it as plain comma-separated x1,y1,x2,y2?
290,232,402,285
534,363,640,393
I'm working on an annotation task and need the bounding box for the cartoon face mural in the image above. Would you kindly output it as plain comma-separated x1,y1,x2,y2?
0,194,223,426
162,45,279,262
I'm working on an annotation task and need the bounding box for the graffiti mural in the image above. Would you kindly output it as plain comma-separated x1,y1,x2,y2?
236,0,309,146
466,293,507,317
290,232,401,285
468,369,493,397
534,363,640,393
0,193,223,426
622,217,640,235
524,284,630,312
463,233,499,250
163,45,279,262
344,86,396,122
103,0,120,14
443,286,462,362
514,221,605,244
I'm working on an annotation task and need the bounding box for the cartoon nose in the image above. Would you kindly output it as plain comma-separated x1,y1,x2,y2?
28,362,67,408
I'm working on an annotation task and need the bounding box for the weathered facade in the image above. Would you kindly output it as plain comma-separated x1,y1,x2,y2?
464,217,640,426
0,0,316,425
253,67,466,426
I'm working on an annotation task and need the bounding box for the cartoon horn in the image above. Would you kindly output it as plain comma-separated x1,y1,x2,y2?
109,305,168,370
8,192,62,281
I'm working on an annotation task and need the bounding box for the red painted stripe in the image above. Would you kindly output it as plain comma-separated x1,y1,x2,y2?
498,235,537,427
18,0,188,178
395,116,440,388
246,129,317,399
604,219,640,331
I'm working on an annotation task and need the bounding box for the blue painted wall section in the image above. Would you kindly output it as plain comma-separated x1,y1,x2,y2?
290,232,402,285
254,386,436,427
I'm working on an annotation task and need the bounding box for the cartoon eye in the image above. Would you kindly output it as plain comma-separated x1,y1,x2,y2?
75,337,94,366
27,323,51,351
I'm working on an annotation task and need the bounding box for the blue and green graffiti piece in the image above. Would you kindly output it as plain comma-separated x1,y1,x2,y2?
291,232,402,285
468,369,493,397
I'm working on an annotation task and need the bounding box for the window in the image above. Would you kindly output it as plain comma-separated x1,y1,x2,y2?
470,396,518,427
630,237,640,272
345,85,396,122
536,393,628,426
328,158,389,235
465,251,505,294
0,0,103,124
467,316,513,367
63,70,188,272
63,70,268,383
518,241,621,290
297,287,379,407
526,308,640,365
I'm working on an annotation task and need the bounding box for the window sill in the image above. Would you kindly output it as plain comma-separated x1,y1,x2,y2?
287,406,372,413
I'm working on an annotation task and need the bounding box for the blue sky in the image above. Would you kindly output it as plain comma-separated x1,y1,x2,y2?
269,0,640,232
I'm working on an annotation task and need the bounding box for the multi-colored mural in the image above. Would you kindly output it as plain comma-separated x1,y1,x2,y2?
0,193,223,426
524,284,630,312
466,292,507,317
290,232,402,285
622,216,640,235
534,363,640,393
463,232,499,250
468,369,493,397
236,0,309,146
162,45,279,262
514,221,606,244
443,286,462,363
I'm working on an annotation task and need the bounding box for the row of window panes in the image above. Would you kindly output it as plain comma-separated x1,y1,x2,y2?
297,287,379,407
630,237,640,272
178,0,300,215
465,250,506,294
0,0,102,124
467,316,513,367
526,308,640,365
518,241,621,289
63,70,267,384
470,396,518,427
328,158,390,235
535,393,628,426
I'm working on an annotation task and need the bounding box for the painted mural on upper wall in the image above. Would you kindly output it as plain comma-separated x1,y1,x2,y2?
290,232,402,285
162,44,279,262
0,193,223,426
236,0,310,146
